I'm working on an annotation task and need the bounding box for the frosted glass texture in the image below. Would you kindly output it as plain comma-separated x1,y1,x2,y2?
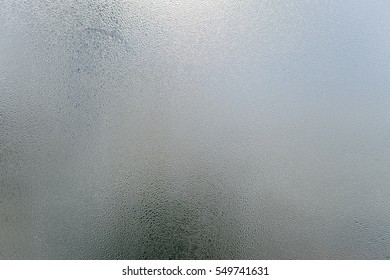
1,0,390,259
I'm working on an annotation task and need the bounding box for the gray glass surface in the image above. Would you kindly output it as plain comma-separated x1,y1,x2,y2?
1,0,390,259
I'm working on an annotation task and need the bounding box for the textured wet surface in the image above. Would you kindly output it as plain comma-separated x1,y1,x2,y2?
1,0,390,259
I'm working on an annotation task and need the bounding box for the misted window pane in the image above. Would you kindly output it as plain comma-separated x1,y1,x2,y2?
1,1,390,259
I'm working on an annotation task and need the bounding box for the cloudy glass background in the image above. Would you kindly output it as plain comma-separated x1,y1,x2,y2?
1,0,390,259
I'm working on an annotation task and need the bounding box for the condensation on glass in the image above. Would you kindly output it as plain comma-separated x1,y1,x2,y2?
1,1,390,259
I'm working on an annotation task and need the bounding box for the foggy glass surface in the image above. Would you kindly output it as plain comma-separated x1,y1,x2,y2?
1,0,390,259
